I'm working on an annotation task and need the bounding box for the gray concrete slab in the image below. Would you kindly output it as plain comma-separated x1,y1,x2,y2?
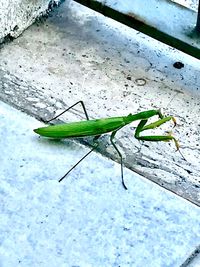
1,100,200,267
172,0,198,11
0,0,61,42
180,245,200,266
73,0,200,59
186,252,200,267
0,0,199,205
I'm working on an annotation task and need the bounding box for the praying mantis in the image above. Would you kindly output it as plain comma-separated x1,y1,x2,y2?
34,101,181,189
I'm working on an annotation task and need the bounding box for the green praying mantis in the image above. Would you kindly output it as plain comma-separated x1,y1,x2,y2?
34,101,181,189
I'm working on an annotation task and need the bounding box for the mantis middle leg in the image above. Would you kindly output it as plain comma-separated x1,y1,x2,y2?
110,130,127,190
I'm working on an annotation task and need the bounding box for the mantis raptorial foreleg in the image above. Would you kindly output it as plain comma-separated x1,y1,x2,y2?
135,117,180,150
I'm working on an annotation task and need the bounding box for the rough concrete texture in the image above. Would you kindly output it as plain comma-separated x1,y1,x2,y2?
186,251,200,267
172,0,198,10
0,1,200,205
0,0,60,42
1,100,200,267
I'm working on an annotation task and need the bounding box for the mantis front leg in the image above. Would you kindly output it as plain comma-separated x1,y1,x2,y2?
134,116,180,150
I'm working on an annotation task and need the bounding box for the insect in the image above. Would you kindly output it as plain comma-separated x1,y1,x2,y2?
34,101,181,189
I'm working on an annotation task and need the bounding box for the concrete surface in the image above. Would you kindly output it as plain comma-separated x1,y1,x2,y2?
186,252,200,267
181,245,200,267
1,100,200,267
0,0,199,205
73,0,200,59
0,0,60,42
1,1,200,266
172,0,198,11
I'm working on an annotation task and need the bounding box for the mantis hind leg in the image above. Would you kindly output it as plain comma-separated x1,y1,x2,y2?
110,130,127,190
59,135,100,183
44,100,90,123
